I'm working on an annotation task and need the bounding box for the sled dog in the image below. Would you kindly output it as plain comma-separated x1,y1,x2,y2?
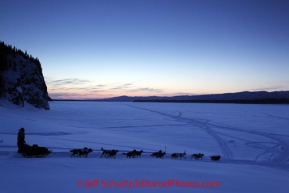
210,155,221,161
191,153,204,160
100,147,118,158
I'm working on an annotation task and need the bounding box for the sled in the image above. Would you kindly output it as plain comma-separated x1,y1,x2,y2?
21,144,52,158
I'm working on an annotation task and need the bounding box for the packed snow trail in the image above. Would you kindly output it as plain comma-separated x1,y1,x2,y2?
124,103,289,171
124,104,233,158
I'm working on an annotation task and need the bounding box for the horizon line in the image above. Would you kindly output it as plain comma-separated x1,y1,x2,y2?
49,90,289,100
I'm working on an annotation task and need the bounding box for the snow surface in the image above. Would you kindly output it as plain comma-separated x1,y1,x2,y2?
0,100,289,193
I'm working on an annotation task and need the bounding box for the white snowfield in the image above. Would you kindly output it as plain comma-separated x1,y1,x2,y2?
0,100,289,193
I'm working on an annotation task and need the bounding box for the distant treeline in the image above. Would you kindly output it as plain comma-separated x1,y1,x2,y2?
51,99,115,102
50,98,289,104
134,98,289,104
0,41,43,96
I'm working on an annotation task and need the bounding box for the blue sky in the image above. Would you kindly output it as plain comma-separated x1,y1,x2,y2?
1,0,289,99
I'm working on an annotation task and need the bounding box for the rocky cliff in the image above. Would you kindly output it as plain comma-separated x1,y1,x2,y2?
0,41,50,110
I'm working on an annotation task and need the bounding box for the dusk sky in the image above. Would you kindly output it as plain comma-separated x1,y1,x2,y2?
1,0,289,99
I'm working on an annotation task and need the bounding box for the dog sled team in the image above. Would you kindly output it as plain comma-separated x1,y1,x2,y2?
17,128,221,161
69,147,221,162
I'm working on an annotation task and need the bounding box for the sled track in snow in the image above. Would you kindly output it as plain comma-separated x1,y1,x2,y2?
124,104,289,167
125,104,233,159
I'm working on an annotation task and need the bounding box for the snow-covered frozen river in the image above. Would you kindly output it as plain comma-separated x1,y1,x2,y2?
1,101,289,193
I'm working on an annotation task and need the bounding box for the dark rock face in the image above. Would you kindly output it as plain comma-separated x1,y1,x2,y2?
2,54,50,110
